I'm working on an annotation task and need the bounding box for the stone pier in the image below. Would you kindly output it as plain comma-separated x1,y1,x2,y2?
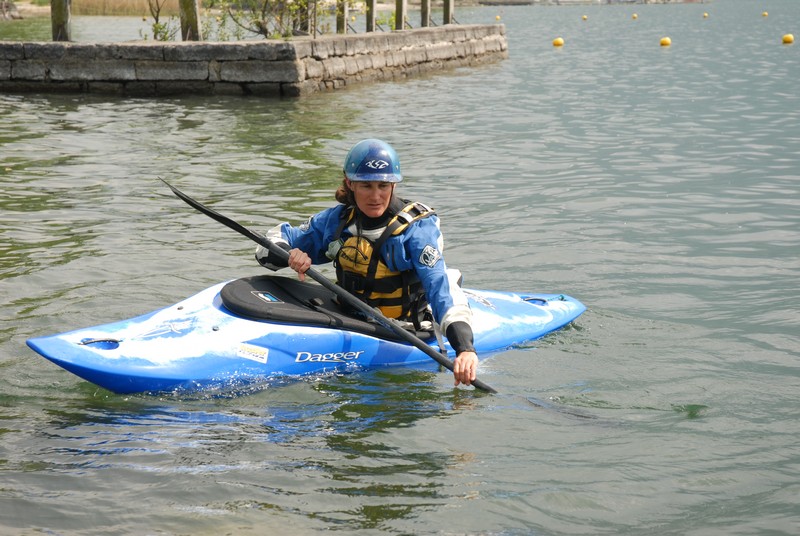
0,24,507,97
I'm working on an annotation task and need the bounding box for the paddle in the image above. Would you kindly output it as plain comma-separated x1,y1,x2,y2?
161,179,498,394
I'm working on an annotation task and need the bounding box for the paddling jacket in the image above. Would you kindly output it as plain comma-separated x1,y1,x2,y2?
257,198,475,354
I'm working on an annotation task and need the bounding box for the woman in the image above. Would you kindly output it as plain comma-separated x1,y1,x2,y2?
256,139,478,387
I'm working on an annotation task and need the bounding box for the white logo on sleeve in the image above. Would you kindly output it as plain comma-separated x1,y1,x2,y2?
419,245,441,268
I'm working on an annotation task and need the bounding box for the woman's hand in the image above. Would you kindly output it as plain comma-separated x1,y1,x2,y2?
452,351,479,387
287,248,312,282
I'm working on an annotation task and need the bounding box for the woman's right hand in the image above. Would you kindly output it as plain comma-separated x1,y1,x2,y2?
287,248,312,282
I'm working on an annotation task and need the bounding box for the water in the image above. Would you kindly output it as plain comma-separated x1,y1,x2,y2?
2,0,799,533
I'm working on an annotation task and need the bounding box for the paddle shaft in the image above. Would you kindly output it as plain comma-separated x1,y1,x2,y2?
161,179,497,394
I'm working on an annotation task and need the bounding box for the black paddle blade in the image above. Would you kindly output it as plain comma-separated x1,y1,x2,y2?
160,178,288,262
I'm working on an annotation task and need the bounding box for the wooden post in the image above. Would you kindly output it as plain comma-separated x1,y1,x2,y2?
296,0,311,35
179,0,201,41
50,0,71,41
366,0,376,33
443,0,454,25
420,0,430,27
336,0,348,34
395,0,406,30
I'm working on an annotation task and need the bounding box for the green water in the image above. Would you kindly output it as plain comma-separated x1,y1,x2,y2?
1,1,799,534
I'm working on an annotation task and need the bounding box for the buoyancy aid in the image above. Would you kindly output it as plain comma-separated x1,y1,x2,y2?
332,199,435,322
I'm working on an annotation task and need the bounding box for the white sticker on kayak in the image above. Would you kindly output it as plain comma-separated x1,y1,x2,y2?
252,291,282,304
237,344,269,364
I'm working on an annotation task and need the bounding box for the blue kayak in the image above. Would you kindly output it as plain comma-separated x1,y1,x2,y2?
26,275,586,394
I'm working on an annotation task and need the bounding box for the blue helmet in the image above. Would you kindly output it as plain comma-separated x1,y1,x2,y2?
343,139,402,183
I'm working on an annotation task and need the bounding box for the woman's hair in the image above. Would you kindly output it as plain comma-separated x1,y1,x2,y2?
335,177,355,205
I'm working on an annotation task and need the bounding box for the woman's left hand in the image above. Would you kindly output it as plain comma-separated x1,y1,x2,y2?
452,351,479,387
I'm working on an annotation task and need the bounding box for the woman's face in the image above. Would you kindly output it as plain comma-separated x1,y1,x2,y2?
347,179,395,218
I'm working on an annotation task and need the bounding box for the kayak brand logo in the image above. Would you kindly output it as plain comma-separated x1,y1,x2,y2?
365,159,389,171
295,350,364,363
462,289,495,309
139,319,195,339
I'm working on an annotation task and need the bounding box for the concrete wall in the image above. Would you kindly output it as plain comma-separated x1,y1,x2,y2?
0,24,507,97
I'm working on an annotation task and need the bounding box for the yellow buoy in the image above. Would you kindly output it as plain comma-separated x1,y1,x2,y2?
351,15,356,22
496,15,501,21
582,15,588,21
632,13,638,20
783,34,795,45
660,36,672,47
553,37,564,47
703,12,709,19
762,11,768,18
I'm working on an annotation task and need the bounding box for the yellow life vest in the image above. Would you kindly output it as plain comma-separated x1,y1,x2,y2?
334,201,435,320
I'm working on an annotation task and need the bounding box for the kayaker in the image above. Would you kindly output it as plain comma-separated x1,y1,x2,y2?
256,138,479,387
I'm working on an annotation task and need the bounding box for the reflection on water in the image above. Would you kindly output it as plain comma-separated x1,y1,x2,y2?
5,369,485,531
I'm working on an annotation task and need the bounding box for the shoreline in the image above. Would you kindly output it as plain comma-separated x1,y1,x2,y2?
14,2,50,17
14,2,48,17
9,0,709,20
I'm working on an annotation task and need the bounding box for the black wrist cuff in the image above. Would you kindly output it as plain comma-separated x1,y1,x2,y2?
446,321,475,355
